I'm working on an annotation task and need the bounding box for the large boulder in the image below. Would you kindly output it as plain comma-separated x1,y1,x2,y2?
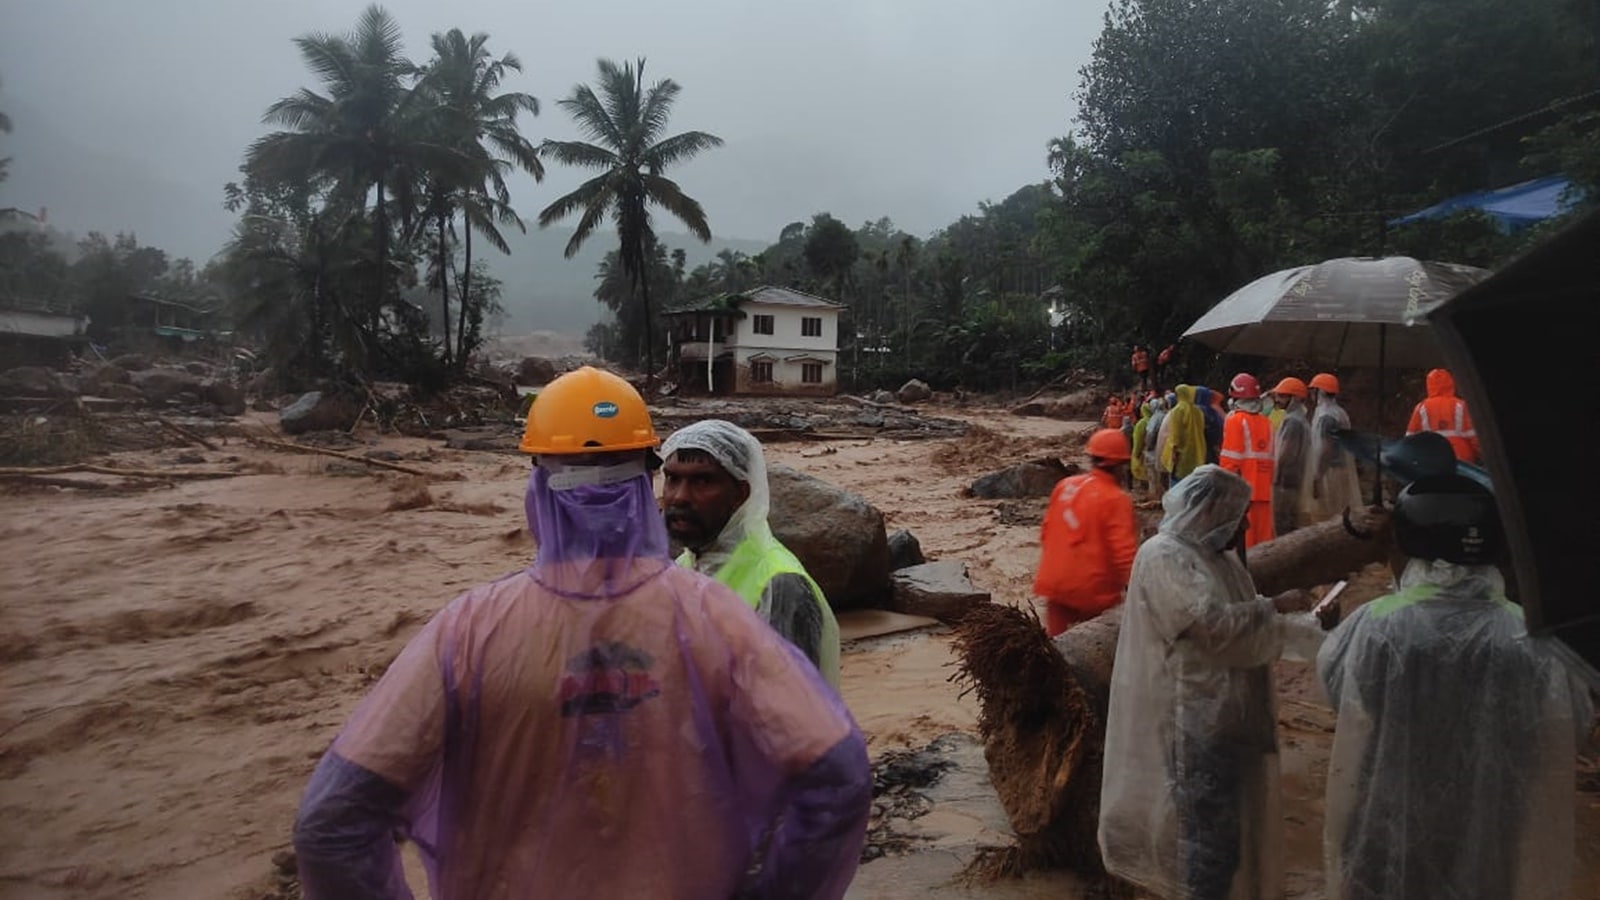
0,366,74,397
131,368,204,402
967,458,1077,499
1012,388,1102,421
81,364,132,396
890,561,991,623
517,356,558,386
109,353,152,372
279,391,359,435
868,389,897,405
887,528,926,571
768,464,892,610
202,379,247,416
897,378,933,404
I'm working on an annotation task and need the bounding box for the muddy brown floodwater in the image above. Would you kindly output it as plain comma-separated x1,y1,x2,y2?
1,405,1595,899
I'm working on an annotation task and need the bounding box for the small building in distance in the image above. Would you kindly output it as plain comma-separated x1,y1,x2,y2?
666,285,843,396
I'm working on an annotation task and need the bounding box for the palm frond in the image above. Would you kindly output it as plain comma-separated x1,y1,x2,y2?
293,33,356,93
637,77,683,147
642,173,713,242
643,130,723,174
263,88,334,129
557,82,625,148
539,139,618,171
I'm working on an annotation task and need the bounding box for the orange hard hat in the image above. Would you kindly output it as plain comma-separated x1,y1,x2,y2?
1309,373,1341,394
1270,376,1308,398
1228,373,1261,399
519,366,660,455
1086,428,1131,462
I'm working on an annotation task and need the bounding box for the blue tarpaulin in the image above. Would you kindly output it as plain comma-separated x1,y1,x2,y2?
1388,175,1582,233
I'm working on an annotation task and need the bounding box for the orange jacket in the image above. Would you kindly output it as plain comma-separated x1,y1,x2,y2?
1220,408,1275,499
1406,369,1480,464
1103,399,1125,429
1034,467,1138,617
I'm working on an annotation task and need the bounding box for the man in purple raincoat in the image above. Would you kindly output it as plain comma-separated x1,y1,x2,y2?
291,367,871,899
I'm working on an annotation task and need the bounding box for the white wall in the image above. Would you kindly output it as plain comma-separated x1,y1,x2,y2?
732,301,839,352
732,345,838,394
0,309,86,338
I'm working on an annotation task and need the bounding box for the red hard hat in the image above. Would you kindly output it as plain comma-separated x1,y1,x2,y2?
1228,373,1261,399
1086,428,1131,462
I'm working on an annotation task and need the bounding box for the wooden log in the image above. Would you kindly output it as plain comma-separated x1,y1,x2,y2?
156,416,220,451
1247,506,1391,596
245,436,432,477
0,464,238,480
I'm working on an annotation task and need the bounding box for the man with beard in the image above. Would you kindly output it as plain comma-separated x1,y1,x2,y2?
662,419,840,687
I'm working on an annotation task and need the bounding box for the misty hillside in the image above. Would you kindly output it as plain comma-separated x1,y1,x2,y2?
0,96,770,337
484,227,769,335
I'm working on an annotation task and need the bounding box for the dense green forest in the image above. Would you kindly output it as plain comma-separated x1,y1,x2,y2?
3,0,1595,393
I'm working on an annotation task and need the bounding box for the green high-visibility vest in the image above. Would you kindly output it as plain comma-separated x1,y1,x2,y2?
678,531,841,689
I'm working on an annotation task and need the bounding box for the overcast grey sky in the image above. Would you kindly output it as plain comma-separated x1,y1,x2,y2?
0,0,1106,261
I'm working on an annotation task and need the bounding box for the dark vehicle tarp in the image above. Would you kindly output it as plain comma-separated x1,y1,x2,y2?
1428,208,1600,683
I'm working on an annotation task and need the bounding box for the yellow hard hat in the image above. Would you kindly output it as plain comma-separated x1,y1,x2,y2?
519,366,659,455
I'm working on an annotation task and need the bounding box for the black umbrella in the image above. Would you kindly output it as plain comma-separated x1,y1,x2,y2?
1185,256,1492,503
1428,209,1600,684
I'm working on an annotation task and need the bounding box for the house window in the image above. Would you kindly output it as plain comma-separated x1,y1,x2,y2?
753,314,774,335
752,361,774,383
802,362,823,384
801,316,822,337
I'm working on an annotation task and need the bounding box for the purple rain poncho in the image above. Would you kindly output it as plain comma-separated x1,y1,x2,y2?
293,463,871,900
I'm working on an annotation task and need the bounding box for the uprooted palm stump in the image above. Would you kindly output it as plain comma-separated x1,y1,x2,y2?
950,507,1391,888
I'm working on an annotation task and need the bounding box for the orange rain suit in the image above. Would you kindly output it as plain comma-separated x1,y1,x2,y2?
1220,407,1276,548
1034,467,1139,636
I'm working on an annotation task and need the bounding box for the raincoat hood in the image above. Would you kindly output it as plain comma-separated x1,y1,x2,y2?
523,461,671,599
661,420,773,572
1158,464,1252,551
1426,368,1457,398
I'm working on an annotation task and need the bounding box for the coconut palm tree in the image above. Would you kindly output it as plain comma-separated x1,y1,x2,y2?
0,76,12,184
538,57,722,381
420,28,543,368
245,4,436,341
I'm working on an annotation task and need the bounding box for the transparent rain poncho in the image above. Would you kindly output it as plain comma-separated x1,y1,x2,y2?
1301,392,1362,523
1099,466,1323,900
661,419,841,686
1317,559,1594,900
292,461,871,900
1271,400,1311,535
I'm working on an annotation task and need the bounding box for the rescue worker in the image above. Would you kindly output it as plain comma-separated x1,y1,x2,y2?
662,419,840,688
1218,373,1275,548
1196,386,1225,464
1303,373,1362,523
291,368,871,900
1265,381,1288,433
1318,473,1592,900
1155,343,1176,388
1099,466,1328,900
1033,428,1139,637
1143,396,1168,495
1103,394,1127,430
1134,398,1166,500
1131,344,1152,391
1159,385,1207,485
1405,367,1480,465
1269,377,1311,537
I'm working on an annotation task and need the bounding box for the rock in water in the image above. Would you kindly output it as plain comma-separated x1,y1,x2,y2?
80,364,131,396
887,528,926,571
768,464,892,610
890,561,991,622
967,458,1076,499
896,378,933,404
130,368,203,402
279,391,358,435
202,379,246,416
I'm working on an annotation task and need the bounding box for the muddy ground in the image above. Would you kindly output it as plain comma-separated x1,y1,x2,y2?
0,404,1595,899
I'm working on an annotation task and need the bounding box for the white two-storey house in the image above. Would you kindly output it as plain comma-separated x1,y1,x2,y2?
667,286,843,396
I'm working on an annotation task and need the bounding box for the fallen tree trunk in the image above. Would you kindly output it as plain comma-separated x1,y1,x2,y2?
951,509,1392,885
245,436,433,477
